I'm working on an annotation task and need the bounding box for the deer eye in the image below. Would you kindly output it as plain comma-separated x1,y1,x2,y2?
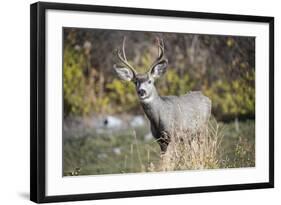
148,80,152,84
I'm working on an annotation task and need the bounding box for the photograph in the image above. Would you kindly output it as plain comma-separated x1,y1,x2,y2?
0,0,278,204
62,28,255,176
30,2,274,202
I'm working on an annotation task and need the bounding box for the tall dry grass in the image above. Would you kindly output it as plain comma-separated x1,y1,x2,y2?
148,119,224,172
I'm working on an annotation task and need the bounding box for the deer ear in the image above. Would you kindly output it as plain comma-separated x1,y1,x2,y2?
150,60,168,78
113,65,134,81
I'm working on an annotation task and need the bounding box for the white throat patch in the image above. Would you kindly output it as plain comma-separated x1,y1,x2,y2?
140,95,154,103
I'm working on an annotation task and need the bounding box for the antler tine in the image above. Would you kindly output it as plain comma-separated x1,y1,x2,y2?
148,37,166,73
149,37,165,70
160,38,164,54
156,37,164,61
122,36,127,62
116,37,137,76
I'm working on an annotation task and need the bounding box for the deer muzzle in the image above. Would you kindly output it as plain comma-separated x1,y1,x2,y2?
138,89,146,98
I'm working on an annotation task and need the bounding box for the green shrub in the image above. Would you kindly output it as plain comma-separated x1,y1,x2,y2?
204,70,255,118
63,47,89,116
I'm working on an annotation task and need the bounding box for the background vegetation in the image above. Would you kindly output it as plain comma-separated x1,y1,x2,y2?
63,28,255,120
63,28,255,176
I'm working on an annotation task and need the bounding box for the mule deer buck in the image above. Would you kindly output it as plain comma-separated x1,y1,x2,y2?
113,37,211,153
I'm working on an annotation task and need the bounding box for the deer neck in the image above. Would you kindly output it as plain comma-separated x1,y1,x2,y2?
140,90,162,125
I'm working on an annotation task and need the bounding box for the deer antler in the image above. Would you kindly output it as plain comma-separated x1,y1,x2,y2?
115,37,137,77
149,37,166,71
156,37,164,60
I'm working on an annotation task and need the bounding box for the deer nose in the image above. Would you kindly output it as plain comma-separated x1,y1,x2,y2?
138,89,146,97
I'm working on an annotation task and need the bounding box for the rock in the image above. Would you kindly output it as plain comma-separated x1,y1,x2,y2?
113,147,121,155
144,132,153,141
130,115,146,127
103,116,123,129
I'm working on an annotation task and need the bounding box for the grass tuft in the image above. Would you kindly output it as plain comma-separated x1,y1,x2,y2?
148,119,223,172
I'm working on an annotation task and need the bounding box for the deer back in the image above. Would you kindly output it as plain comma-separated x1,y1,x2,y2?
154,91,211,134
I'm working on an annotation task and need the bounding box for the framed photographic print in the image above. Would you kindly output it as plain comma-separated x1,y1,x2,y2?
30,2,274,203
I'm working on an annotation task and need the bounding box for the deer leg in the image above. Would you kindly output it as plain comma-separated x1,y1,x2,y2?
159,142,168,153
159,136,170,154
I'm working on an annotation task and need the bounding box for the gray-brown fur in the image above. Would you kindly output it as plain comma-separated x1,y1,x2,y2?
141,91,211,152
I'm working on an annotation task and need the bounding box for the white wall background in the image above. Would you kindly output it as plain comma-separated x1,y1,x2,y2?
0,0,279,204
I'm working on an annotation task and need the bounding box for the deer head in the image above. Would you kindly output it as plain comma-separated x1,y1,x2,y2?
113,37,168,102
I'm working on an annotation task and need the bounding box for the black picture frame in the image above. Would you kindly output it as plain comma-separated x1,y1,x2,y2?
30,2,274,203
